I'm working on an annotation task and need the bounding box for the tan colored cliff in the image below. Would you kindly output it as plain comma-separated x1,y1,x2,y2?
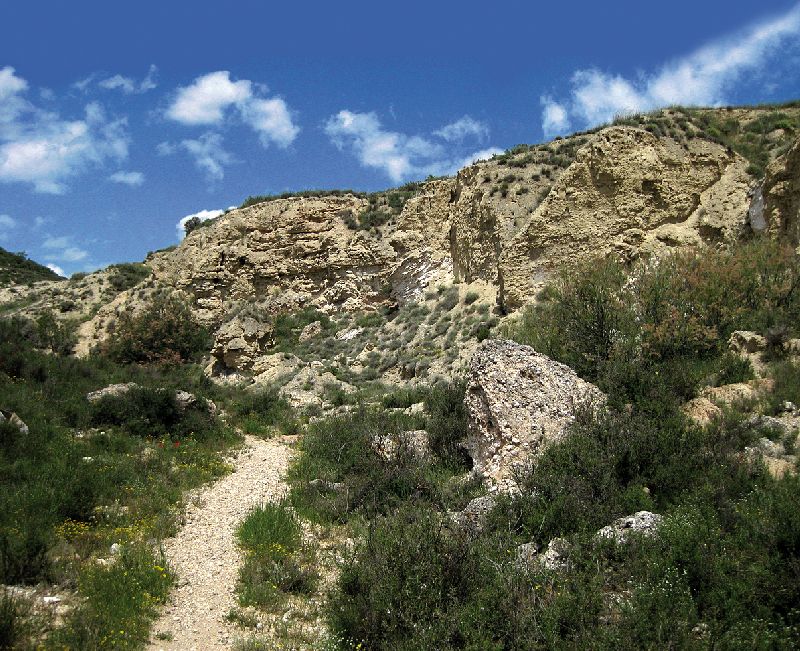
6,105,799,376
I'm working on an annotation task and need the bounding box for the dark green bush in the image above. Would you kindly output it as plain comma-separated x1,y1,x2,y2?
107,262,151,292
102,292,210,364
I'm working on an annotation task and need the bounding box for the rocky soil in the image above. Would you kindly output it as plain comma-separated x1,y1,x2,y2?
148,435,292,650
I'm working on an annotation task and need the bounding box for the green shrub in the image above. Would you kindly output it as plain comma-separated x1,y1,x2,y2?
234,386,298,435
424,382,471,471
107,263,151,292
289,408,438,523
103,292,210,364
463,290,480,305
236,503,317,607
50,545,172,649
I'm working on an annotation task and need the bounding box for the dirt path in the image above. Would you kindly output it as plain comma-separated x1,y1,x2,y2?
148,435,293,650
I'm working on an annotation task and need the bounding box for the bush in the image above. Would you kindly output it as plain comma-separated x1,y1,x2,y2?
236,503,317,607
507,240,800,410
50,545,172,649
234,386,298,435
103,292,210,364
289,408,440,523
107,263,151,293
89,386,220,441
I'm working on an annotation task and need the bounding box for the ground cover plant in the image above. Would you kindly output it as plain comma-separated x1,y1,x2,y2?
0,313,239,647
235,502,318,608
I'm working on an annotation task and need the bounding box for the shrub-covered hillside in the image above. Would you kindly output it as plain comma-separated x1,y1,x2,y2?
0,248,62,286
273,238,800,650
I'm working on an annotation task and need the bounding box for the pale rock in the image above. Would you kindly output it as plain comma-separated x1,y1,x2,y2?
596,511,663,544
757,136,800,244
211,316,274,373
372,430,430,461
0,410,29,435
299,320,323,342
86,382,139,402
450,495,497,535
465,339,604,491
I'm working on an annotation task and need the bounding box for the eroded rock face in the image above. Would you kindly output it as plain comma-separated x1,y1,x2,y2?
497,128,750,308
758,137,800,245
464,339,605,491
146,196,396,320
210,316,274,374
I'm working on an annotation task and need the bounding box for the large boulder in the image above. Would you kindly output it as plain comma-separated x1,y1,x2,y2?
465,339,605,491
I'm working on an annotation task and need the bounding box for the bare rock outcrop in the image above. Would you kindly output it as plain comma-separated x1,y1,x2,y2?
756,137,800,244
210,316,274,374
596,511,664,544
497,128,751,308
465,339,605,491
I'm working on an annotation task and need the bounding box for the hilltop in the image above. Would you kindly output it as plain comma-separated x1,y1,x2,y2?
0,247,62,286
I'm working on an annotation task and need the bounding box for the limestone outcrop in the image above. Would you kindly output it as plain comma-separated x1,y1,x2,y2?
6,108,788,383
754,137,800,244
464,339,605,491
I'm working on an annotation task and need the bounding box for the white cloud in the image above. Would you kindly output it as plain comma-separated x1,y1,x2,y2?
160,132,233,181
0,69,129,193
99,64,158,95
540,96,570,137
325,110,501,182
166,71,252,125
42,235,88,262
176,208,228,236
239,97,300,147
165,71,299,148
434,116,489,142
46,263,65,277
325,110,441,182
454,147,504,170
108,170,144,186
0,214,15,228
542,5,800,134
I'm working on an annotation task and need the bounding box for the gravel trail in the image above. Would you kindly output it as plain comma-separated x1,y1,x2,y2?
149,435,292,650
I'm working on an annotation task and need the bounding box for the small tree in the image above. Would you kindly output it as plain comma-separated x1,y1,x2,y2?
183,216,202,235
103,292,210,364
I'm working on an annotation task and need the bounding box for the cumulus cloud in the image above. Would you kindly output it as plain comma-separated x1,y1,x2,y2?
176,206,236,237
159,132,233,181
167,71,252,125
108,170,144,186
42,235,88,262
0,67,129,193
239,97,300,147
540,96,570,136
325,110,500,182
541,5,800,136
98,64,158,94
434,116,489,142
165,71,299,148
0,213,15,241
46,263,65,277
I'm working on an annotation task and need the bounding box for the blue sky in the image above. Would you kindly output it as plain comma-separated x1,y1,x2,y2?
1,0,800,276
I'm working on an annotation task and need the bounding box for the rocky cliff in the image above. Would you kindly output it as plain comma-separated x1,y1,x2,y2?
4,104,799,383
